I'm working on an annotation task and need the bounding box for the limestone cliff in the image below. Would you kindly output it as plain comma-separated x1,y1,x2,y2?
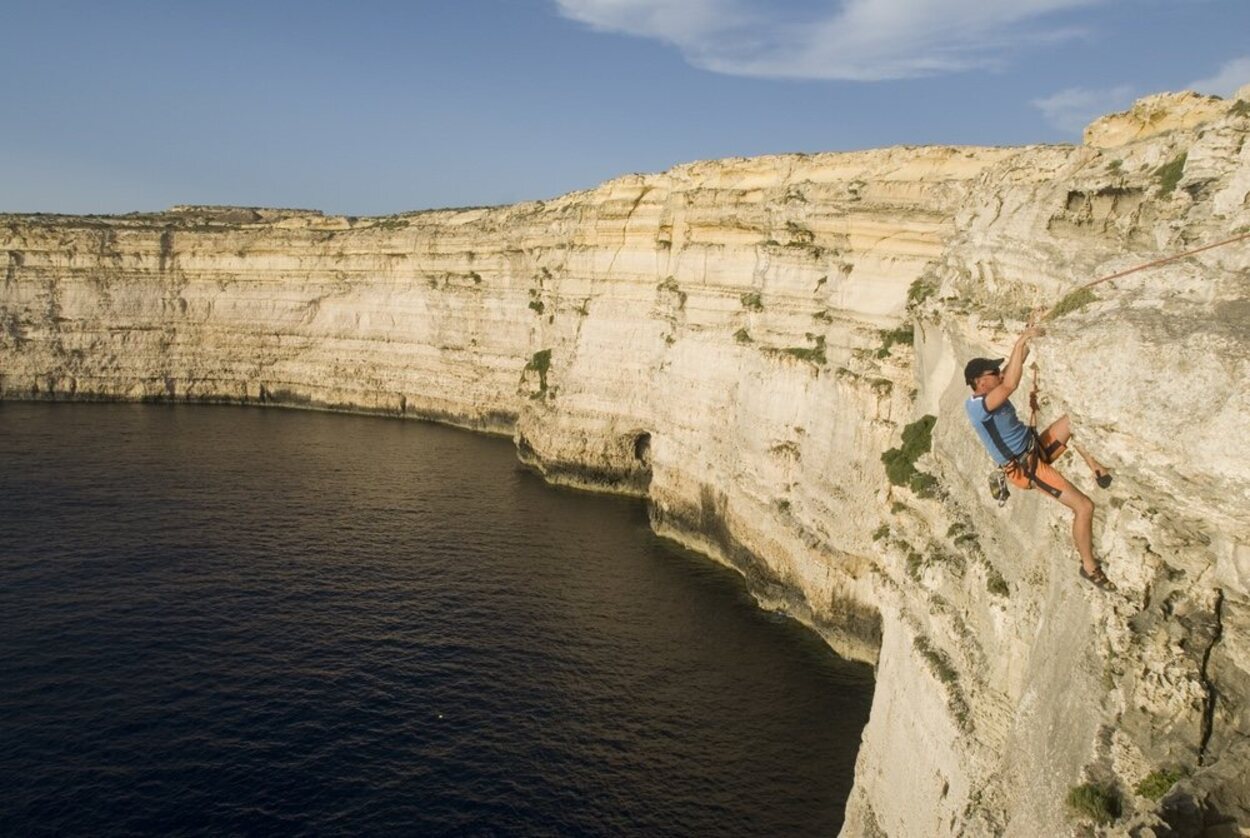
3,89,1248,835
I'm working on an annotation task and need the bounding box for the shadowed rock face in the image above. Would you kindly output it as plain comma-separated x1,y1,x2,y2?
3,90,1248,834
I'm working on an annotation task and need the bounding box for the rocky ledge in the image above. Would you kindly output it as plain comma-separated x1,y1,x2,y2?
3,88,1249,835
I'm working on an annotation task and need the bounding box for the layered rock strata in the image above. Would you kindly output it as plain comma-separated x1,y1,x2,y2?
3,89,1249,835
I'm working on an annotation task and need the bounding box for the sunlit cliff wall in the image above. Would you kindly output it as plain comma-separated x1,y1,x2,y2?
3,89,1249,835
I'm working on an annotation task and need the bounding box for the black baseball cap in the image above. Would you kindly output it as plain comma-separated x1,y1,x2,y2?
964,357,1004,385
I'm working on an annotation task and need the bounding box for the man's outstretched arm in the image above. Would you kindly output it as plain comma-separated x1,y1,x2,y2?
984,325,1044,411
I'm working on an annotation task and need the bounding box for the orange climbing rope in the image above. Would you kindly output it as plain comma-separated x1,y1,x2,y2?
1041,229,1250,320
1030,229,1250,419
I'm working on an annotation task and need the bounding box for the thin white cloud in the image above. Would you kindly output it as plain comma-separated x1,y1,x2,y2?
1186,56,1250,98
1031,85,1135,134
553,0,749,40
553,0,1107,81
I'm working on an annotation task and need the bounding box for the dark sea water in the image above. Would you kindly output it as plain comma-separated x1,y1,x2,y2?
0,403,874,837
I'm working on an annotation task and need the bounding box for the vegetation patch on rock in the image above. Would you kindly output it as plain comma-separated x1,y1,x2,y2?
984,566,1010,597
1047,287,1097,320
1066,783,1121,825
525,349,552,393
740,291,764,312
906,277,937,309
1135,767,1185,801
913,634,971,730
779,334,827,365
1154,151,1187,197
882,414,938,495
875,324,914,358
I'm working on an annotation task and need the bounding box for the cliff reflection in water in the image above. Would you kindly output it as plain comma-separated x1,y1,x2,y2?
0,403,873,836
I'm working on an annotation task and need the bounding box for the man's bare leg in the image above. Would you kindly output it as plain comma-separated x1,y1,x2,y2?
1059,488,1098,573
1046,468,1098,573
1044,415,1110,481
1072,443,1110,481
1045,414,1074,445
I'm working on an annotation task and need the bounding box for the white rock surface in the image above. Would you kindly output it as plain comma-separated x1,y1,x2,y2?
3,92,1249,835
1084,90,1234,149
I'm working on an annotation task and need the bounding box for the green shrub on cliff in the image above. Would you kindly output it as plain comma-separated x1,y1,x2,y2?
875,324,914,358
906,277,937,309
1066,783,1121,824
908,472,939,498
1136,767,1185,800
741,291,764,311
1155,151,1187,198
985,566,1010,597
913,635,958,686
525,349,552,393
913,635,971,729
882,415,937,489
1046,287,1097,320
780,334,827,365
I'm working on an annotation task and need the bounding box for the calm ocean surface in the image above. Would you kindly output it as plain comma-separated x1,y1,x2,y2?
0,403,873,836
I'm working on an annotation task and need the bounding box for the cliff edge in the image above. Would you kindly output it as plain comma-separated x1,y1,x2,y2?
3,89,1248,835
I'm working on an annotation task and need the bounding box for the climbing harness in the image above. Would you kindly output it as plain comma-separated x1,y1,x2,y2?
983,364,1049,506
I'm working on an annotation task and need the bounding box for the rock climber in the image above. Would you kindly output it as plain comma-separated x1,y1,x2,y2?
963,325,1116,590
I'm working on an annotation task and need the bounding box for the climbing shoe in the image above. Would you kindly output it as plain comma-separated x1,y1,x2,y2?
1095,470,1113,489
1080,565,1116,592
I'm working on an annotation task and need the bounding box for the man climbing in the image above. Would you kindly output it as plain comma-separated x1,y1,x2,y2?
964,325,1116,590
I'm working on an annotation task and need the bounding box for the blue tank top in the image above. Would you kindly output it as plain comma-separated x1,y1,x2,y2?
965,395,1030,466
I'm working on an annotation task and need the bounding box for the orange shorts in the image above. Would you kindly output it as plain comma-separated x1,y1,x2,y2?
1003,427,1068,498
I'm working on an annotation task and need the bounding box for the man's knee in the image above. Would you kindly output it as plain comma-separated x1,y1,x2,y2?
1047,414,1072,440
1059,486,1093,515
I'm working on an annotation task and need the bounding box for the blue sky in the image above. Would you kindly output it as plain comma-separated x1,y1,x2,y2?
2,0,1247,216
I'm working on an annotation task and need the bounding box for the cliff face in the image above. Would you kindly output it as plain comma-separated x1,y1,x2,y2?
3,90,1249,835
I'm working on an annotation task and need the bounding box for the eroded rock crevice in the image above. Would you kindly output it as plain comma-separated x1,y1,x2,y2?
1198,589,1226,768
